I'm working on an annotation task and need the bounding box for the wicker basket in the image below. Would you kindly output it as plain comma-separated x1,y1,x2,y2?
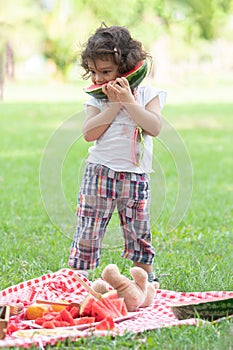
0,305,10,339
171,297,233,321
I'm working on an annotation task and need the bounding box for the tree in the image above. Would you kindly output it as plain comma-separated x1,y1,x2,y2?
161,0,233,40
0,0,43,97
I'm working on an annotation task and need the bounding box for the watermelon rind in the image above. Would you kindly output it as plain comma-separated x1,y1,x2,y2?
171,297,233,321
84,60,148,99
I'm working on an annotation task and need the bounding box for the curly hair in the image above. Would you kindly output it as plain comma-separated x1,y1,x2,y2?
80,23,151,79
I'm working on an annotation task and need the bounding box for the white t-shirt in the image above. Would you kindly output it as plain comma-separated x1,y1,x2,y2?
84,86,167,174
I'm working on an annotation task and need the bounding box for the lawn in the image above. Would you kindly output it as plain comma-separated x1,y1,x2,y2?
0,81,232,349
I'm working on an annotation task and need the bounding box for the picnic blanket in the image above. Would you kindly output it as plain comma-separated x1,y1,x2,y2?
0,268,232,349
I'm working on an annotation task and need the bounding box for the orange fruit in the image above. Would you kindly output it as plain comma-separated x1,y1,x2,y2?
51,300,69,312
26,304,49,320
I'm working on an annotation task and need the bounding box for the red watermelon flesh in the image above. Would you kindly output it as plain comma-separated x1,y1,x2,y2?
101,290,122,317
95,316,115,331
120,300,128,316
79,294,95,317
102,290,118,299
91,300,114,322
101,297,122,318
69,306,80,319
60,308,76,326
42,320,56,329
74,316,95,325
79,289,128,321
53,320,70,327
111,298,128,316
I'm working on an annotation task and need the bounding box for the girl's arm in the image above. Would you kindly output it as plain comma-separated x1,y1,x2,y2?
82,102,121,142
106,77,162,137
124,95,162,137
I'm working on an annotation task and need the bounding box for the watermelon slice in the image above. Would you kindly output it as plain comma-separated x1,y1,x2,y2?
84,60,148,99
102,290,118,300
69,306,80,319
53,320,70,327
34,317,44,326
60,308,76,326
171,298,233,321
42,320,56,329
102,293,128,317
79,294,95,317
74,316,95,325
111,298,128,316
101,298,122,318
120,300,128,316
95,316,115,331
79,287,128,322
91,300,114,322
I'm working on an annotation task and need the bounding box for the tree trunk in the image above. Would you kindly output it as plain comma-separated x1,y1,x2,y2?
0,51,4,100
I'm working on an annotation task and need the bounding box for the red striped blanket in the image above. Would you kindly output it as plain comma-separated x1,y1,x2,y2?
0,268,232,348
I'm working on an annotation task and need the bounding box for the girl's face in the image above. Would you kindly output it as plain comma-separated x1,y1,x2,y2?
88,57,119,85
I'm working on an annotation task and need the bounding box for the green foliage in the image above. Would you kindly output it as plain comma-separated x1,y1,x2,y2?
217,0,233,12
1,0,233,81
43,37,76,78
0,0,43,51
81,0,163,29
189,0,215,39
170,0,233,40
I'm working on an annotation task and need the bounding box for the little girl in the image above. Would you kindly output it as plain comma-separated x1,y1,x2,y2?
68,24,166,282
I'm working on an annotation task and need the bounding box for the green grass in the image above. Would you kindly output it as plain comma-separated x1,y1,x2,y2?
0,84,233,349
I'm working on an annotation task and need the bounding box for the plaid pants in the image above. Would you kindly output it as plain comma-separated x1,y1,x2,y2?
68,163,155,270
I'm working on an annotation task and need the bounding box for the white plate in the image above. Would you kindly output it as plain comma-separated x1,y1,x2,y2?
19,312,139,333
12,328,83,338
21,320,95,331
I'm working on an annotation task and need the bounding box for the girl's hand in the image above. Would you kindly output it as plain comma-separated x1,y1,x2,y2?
102,81,119,102
113,77,136,103
102,77,135,104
